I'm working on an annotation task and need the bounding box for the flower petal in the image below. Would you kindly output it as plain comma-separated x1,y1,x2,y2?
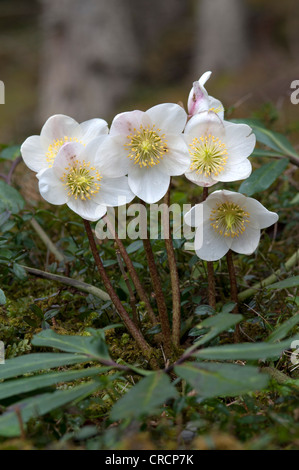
67,198,107,222
21,136,47,173
80,118,108,143
208,96,224,119
230,225,261,255
244,198,279,229
145,103,187,134
217,158,252,182
40,114,82,148
158,135,190,175
195,220,229,261
187,81,209,116
94,135,130,177
185,111,225,140
38,168,67,205
94,176,135,207
53,142,85,179
110,110,151,136
128,165,170,203
224,122,256,161
185,170,216,187
199,71,212,87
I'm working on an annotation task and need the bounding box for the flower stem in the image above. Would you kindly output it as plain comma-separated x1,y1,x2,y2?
202,187,216,308
115,249,139,326
103,214,158,327
140,200,172,358
163,185,181,348
226,249,241,341
83,219,158,368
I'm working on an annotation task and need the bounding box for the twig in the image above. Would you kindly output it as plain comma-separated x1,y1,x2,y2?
21,265,110,301
116,250,139,326
103,214,158,327
163,184,181,348
30,218,66,263
202,187,216,308
139,200,172,358
238,247,299,301
83,219,158,369
226,249,241,342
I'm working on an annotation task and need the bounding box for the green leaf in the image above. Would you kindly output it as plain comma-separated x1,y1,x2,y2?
189,312,243,348
232,119,299,158
110,372,178,421
0,366,110,401
0,145,20,161
12,263,27,281
31,329,111,362
175,362,269,398
194,337,298,361
266,276,299,290
239,159,289,197
0,181,25,214
0,353,90,380
267,314,299,343
0,381,99,437
0,288,6,305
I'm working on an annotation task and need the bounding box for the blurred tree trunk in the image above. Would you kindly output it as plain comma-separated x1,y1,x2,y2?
193,0,249,74
39,0,141,122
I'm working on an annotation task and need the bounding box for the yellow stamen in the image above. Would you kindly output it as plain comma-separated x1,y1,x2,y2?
61,159,102,201
125,124,168,168
210,201,250,238
189,134,228,177
46,136,84,167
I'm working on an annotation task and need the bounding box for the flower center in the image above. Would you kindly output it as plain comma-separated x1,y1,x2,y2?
61,160,102,201
46,137,83,167
126,125,168,168
189,134,228,177
210,201,250,238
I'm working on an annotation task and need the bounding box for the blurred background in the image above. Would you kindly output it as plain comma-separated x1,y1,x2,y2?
0,0,298,144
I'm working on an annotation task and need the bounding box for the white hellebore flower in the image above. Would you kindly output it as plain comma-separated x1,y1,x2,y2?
21,114,108,176
99,103,190,203
37,137,135,221
185,190,278,261
184,111,256,187
188,71,224,119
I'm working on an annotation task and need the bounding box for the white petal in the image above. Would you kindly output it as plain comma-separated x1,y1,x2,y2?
158,135,190,175
187,82,209,116
230,225,261,255
21,136,47,173
67,198,107,222
217,159,252,182
185,170,217,187
83,135,108,165
184,202,209,228
195,221,229,261
94,135,130,177
244,198,279,229
199,71,212,87
145,103,187,134
40,114,82,148
208,96,225,119
53,142,85,179
110,110,151,136
93,176,135,207
38,168,67,205
185,111,225,140
80,118,108,143
128,165,170,203
224,121,256,161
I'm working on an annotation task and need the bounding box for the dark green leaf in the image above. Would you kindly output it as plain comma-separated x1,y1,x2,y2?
239,159,289,197
266,276,299,290
0,181,25,214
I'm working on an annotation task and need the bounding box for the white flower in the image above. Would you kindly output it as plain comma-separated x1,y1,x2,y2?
21,114,108,176
184,111,255,187
38,137,135,221
185,190,278,261
99,103,190,203
188,71,224,119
